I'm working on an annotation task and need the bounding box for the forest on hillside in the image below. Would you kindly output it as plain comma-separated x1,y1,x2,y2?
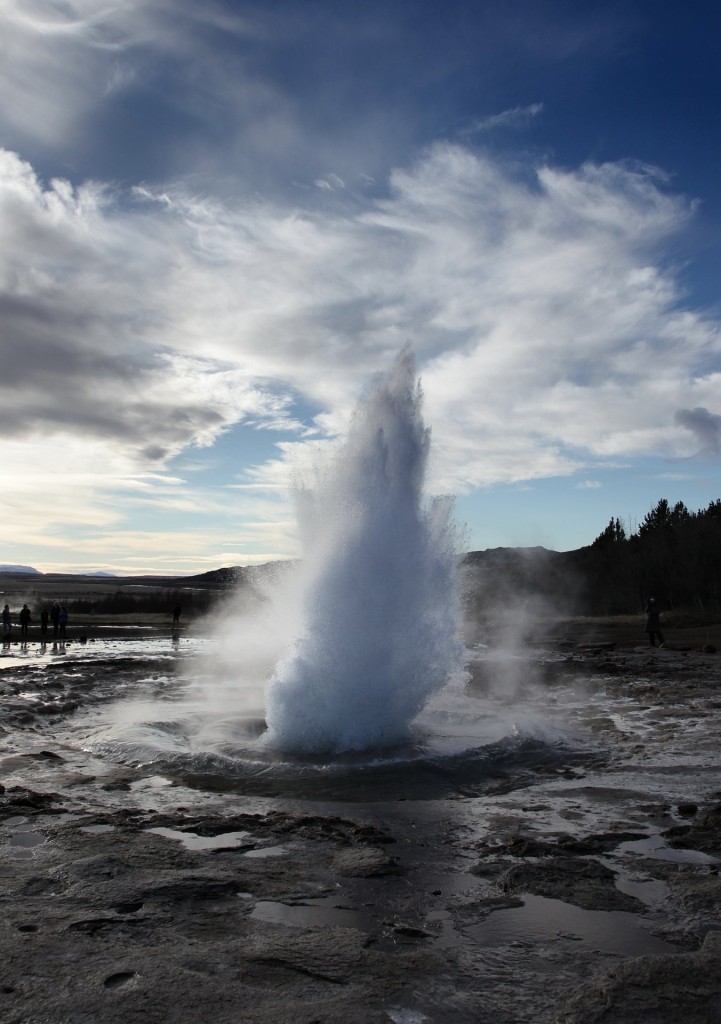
577,497,721,616
461,497,721,622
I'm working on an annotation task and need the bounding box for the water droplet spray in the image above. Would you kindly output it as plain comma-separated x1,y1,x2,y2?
264,347,464,753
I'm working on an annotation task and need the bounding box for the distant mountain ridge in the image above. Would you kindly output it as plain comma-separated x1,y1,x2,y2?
0,566,117,577
4,528,718,620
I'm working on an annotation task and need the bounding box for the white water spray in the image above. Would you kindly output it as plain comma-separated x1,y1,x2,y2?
264,348,464,754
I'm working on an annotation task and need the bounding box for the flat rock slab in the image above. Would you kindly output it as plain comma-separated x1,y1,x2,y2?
330,845,404,877
0,810,441,1024
557,931,721,1024
497,856,644,912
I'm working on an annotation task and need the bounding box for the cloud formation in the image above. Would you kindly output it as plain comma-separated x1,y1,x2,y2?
461,103,544,135
0,1,719,570
675,407,721,456
2,143,718,496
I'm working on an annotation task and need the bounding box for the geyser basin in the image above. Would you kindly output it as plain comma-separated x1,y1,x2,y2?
73,639,589,803
64,350,588,793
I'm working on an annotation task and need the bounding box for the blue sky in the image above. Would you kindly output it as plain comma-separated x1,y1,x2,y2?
1,0,720,574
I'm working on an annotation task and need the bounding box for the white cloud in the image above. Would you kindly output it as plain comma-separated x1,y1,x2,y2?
0,1,260,150
1,140,720,569
0,0,148,147
461,102,544,134
314,174,345,191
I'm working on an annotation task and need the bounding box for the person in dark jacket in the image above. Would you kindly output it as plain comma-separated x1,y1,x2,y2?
644,597,665,648
19,604,32,637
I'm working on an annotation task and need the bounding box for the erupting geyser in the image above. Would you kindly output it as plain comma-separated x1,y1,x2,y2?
263,348,464,754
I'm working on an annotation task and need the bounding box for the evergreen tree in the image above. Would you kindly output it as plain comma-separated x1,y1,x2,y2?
591,517,627,548
670,501,692,526
638,498,671,535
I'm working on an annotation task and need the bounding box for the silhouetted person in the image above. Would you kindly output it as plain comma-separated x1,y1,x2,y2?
19,604,31,637
40,607,49,636
172,605,182,627
644,597,665,648
2,604,11,636
58,606,69,638
50,602,61,637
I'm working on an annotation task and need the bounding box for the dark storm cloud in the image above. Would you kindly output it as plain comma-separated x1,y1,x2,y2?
674,407,721,456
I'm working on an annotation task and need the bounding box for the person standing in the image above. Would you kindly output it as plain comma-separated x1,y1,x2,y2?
58,606,69,639
19,603,31,637
2,604,11,636
644,597,665,648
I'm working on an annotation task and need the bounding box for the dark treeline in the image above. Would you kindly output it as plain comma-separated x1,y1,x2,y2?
63,589,218,617
578,498,721,616
461,497,721,623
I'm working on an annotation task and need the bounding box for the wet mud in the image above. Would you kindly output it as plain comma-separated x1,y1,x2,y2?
1,633,721,1023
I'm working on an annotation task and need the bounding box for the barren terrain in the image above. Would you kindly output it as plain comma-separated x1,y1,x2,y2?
1,597,720,1022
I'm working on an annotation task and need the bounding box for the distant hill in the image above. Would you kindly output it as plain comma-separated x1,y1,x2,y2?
4,523,717,623
175,561,293,590
460,546,582,620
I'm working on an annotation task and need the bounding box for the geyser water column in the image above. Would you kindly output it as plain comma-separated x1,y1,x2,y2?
264,348,464,754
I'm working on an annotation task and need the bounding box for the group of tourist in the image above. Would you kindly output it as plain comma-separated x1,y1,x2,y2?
2,601,69,639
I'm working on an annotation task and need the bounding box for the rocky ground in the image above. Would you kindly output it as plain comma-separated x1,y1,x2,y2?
1,628,721,1023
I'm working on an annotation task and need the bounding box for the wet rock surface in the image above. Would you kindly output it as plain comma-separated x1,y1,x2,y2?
557,931,721,1024
1,632,721,1022
498,856,645,913
664,802,721,854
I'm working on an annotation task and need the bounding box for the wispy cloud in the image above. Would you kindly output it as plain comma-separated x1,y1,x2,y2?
460,102,544,135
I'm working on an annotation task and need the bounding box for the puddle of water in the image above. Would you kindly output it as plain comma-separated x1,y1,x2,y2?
461,893,674,955
251,896,375,932
242,845,288,859
7,826,47,859
614,874,669,908
147,826,254,852
79,824,116,834
618,835,721,866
